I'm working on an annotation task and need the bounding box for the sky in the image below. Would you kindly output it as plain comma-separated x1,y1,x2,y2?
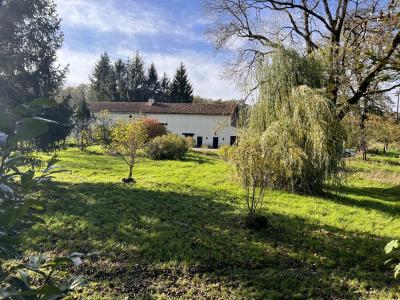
55,0,240,100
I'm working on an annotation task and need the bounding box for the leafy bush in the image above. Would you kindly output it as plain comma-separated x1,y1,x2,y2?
232,132,272,219
0,100,85,298
92,109,113,148
385,240,400,279
147,134,188,160
217,145,235,161
142,118,167,139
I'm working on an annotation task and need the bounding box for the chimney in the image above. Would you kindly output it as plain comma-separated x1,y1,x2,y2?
148,98,155,106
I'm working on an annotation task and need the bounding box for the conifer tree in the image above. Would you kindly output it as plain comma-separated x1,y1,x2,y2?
170,63,193,103
127,52,146,101
114,59,128,101
90,52,116,101
145,63,160,100
0,0,66,109
159,72,171,102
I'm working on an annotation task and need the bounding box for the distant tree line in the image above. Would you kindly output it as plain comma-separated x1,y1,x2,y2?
90,52,193,103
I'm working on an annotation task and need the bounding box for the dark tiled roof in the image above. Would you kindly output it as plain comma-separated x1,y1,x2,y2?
89,102,237,116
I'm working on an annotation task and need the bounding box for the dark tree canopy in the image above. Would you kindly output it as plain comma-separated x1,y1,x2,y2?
145,63,160,100
159,72,171,102
0,0,66,109
89,52,194,103
114,59,128,102
90,52,117,102
127,52,146,101
170,63,193,103
33,97,74,152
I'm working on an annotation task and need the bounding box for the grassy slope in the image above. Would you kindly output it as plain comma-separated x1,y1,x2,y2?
24,147,400,299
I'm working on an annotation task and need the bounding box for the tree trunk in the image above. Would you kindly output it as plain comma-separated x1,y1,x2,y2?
359,112,367,161
128,164,133,179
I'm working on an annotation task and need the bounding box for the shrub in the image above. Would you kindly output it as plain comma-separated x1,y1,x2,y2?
142,118,167,139
232,131,272,221
147,134,188,160
93,109,113,148
217,145,235,161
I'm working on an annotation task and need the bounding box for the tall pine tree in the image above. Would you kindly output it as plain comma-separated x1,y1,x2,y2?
114,59,128,101
0,0,66,109
159,72,170,102
90,52,117,101
127,52,146,101
170,63,193,103
145,63,160,100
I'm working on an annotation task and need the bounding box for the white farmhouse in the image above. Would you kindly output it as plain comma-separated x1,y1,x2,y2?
89,100,238,148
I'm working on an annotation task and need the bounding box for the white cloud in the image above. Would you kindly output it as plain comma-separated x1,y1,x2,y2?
59,47,240,100
56,0,202,40
58,47,101,85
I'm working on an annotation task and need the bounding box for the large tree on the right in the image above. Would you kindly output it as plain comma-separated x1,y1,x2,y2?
205,0,400,119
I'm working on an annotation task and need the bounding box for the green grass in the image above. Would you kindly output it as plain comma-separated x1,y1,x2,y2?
23,147,400,299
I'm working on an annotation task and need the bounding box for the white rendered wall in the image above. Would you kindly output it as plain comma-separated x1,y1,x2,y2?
100,112,237,148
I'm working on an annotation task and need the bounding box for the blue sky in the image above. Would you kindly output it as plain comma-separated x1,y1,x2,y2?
56,0,240,100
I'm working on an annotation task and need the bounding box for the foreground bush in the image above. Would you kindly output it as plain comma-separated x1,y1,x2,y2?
147,134,188,160
217,145,235,161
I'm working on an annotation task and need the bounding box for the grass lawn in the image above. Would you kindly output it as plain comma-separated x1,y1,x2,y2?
24,147,400,299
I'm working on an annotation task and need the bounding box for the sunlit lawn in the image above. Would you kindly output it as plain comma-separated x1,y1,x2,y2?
24,147,400,299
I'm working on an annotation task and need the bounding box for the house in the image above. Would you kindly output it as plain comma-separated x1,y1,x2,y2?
89,99,238,148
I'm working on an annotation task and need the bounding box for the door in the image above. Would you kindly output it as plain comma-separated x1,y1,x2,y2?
213,137,219,149
197,136,203,148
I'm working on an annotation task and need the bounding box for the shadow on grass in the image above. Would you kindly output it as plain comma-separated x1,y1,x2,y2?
26,181,397,298
320,185,400,217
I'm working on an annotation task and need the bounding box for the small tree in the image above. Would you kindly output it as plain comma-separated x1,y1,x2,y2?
75,99,92,150
367,115,400,153
93,109,113,149
232,131,271,225
111,119,148,183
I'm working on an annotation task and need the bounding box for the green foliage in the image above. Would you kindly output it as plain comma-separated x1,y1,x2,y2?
231,132,271,216
114,59,128,102
0,100,84,299
111,119,148,180
33,97,75,152
92,110,113,149
75,99,92,150
90,52,117,102
127,52,147,101
142,118,167,140
158,72,171,102
385,240,400,279
145,63,160,100
147,134,188,160
0,0,66,109
169,63,193,103
217,145,235,161
245,49,344,193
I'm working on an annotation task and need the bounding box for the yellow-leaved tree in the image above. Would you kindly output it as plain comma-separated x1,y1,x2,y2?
111,119,148,183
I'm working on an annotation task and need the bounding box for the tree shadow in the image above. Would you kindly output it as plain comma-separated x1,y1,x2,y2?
26,181,398,299
320,185,400,217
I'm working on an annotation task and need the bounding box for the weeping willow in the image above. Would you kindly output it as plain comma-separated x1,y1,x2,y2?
239,48,345,193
